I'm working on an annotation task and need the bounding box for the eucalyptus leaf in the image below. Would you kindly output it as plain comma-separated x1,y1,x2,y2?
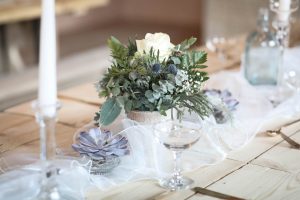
124,100,133,113
116,96,125,105
165,82,175,92
153,92,161,99
112,86,120,96
100,98,122,126
145,90,153,99
170,56,181,65
129,71,138,81
152,84,160,92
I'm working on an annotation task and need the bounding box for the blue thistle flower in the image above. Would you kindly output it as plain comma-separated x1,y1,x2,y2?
167,64,178,75
152,63,161,74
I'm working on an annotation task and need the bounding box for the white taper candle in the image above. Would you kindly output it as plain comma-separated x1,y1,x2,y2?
38,0,57,117
278,0,291,21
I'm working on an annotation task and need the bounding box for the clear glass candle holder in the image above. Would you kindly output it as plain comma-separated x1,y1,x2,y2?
269,0,299,104
32,100,77,200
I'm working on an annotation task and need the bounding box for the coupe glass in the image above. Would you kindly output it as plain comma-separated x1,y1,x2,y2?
153,119,202,190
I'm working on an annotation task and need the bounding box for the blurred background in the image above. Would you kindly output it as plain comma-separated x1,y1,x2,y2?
0,0,299,110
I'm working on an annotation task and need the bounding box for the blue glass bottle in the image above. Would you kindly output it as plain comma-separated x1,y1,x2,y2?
244,8,280,85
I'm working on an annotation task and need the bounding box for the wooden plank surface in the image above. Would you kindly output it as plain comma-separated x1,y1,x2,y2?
0,0,109,24
5,98,98,128
207,164,300,200
252,130,300,172
86,159,244,200
0,122,77,172
0,113,32,132
58,83,104,106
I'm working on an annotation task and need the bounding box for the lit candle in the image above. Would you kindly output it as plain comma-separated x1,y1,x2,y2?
38,0,57,117
278,0,291,21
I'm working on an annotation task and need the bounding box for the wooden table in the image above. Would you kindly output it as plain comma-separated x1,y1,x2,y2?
1,39,300,200
0,0,109,25
0,0,109,74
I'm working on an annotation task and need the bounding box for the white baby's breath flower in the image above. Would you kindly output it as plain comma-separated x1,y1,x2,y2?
136,33,174,62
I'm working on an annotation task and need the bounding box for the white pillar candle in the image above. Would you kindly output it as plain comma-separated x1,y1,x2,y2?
38,0,57,117
278,0,291,21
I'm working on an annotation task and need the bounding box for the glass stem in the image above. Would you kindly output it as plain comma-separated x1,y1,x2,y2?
36,114,61,199
273,20,290,104
172,151,182,183
38,116,57,161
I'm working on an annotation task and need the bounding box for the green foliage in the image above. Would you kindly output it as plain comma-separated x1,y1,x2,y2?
95,97,122,126
94,35,213,126
107,37,128,67
175,37,197,51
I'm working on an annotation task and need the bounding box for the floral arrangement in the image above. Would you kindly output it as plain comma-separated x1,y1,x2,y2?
94,33,212,126
204,89,239,124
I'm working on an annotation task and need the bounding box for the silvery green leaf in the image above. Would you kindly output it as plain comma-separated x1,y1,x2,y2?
175,76,182,86
157,98,162,109
145,90,153,98
129,71,138,80
158,81,168,93
153,92,161,99
111,85,120,96
145,90,155,103
152,84,160,92
165,82,175,92
123,80,129,90
107,77,114,88
100,97,122,126
136,80,142,87
124,100,133,113
116,96,125,106
132,100,142,109
175,37,197,51
192,51,207,65
148,97,155,103
182,54,189,67
170,56,181,65
164,95,172,100
167,74,175,80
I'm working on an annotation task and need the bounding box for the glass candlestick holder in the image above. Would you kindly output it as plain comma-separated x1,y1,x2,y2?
32,101,61,162
32,100,77,200
269,0,299,104
270,0,299,48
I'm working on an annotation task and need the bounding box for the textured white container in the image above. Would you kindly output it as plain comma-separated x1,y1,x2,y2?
127,110,175,124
